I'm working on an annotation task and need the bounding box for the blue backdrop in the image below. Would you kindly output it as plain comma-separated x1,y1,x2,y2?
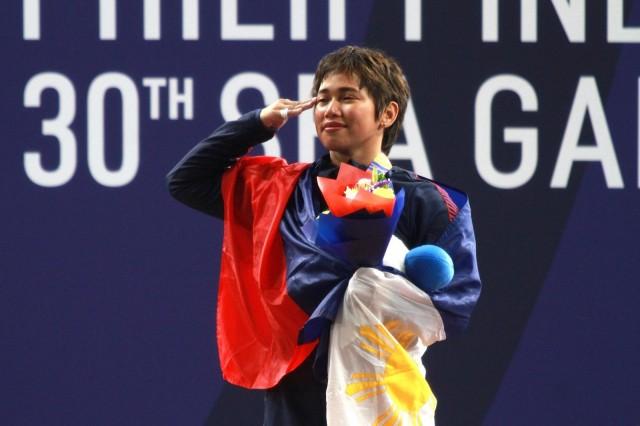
2,1,639,425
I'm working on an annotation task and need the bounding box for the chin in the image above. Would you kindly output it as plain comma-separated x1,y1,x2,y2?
319,135,349,152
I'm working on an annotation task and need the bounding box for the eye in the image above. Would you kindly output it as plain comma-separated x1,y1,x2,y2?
317,97,329,105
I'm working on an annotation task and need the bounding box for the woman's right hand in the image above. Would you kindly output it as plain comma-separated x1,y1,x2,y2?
260,97,317,130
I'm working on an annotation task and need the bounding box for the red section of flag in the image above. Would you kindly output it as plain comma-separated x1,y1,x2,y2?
218,156,317,389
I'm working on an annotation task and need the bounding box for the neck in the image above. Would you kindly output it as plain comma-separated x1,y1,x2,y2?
329,149,381,167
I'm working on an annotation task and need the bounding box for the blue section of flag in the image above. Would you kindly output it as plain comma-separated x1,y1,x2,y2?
431,200,482,335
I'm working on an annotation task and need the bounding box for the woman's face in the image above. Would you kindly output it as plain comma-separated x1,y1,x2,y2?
314,72,384,165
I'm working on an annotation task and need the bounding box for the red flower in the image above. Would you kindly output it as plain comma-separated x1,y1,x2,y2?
317,162,396,218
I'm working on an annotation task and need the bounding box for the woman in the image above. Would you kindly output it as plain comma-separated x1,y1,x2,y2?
167,45,481,425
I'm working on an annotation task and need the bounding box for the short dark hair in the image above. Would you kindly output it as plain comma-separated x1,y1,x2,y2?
312,45,410,155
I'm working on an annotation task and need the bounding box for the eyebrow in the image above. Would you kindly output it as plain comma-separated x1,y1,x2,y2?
317,86,360,95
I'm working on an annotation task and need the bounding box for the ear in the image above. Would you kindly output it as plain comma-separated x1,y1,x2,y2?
379,101,399,129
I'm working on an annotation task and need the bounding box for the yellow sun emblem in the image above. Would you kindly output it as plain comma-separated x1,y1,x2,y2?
345,320,437,425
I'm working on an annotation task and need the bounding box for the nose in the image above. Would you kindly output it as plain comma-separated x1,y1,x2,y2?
325,98,341,117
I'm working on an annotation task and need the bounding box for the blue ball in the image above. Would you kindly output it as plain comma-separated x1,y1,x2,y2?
404,245,454,292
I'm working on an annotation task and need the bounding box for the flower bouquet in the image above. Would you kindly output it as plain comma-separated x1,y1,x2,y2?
314,154,405,267
297,154,404,344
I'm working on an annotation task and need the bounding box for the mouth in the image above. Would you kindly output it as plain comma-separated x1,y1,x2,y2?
322,122,346,132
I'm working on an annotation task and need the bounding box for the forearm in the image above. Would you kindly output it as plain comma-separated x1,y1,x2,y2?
166,109,275,217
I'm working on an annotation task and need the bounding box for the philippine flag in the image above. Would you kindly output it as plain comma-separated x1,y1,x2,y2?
326,264,445,426
216,154,481,398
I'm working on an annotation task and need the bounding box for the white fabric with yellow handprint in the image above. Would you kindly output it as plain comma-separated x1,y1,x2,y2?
326,266,446,426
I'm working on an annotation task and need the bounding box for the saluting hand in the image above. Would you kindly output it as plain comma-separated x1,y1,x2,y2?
260,97,317,130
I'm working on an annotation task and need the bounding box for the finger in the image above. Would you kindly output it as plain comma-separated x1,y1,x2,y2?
283,97,314,108
300,97,317,109
275,101,295,120
280,99,298,107
278,107,289,121
287,98,317,116
299,97,316,107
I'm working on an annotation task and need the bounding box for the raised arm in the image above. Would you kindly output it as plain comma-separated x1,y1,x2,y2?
166,110,274,217
167,98,316,218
